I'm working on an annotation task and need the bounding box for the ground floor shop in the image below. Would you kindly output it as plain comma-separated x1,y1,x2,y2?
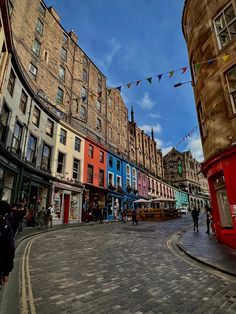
202,146,236,250
106,192,124,221
52,180,84,224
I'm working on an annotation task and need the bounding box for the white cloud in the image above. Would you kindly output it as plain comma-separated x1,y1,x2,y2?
148,112,161,119
162,146,173,156
138,92,155,110
186,134,204,162
140,123,162,134
104,38,122,68
154,137,172,155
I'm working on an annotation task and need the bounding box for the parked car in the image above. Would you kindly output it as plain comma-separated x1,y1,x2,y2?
178,207,188,215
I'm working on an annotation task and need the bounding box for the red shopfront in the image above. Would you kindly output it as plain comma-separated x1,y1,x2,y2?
202,146,236,250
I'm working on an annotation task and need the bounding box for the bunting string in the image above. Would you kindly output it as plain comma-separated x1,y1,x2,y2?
175,125,198,148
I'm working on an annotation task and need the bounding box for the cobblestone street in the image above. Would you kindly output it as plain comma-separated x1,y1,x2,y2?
2,216,236,314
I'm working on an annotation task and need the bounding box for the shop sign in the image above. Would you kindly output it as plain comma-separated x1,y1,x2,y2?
54,181,82,192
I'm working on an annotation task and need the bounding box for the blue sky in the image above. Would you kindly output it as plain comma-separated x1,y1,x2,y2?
46,0,203,161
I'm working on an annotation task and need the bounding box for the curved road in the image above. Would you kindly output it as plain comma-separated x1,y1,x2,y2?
1,215,236,314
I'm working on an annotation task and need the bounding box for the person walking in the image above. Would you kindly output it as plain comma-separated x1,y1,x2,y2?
46,205,53,229
205,205,212,234
0,200,15,286
132,207,138,225
37,207,45,228
191,206,199,232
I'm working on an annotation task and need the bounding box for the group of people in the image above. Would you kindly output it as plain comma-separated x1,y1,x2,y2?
191,204,214,234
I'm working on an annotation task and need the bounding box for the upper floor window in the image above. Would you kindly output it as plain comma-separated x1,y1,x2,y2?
60,128,67,145
32,38,41,56
41,143,51,171
197,102,207,138
126,165,130,175
57,151,65,174
100,151,104,163
7,70,15,96
26,134,37,163
59,66,65,81
108,127,112,140
60,47,67,62
56,87,64,104
39,2,46,17
80,106,86,119
96,118,101,131
36,18,44,35
73,158,80,180
117,160,121,171
29,63,38,81
8,0,14,16
12,121,23,154
109,156,113,168
0,104,10,143
226,66,236,114
62,33,68,45
32,106,40,127
96,100,101,112
98,73,102,93
46,119,54,137
19,90,27,114
83,68,88,82
88,144,93,158
87,165,93,184
74,137,81,152
214,4,236,49
99,169,105,187
81,86,86,98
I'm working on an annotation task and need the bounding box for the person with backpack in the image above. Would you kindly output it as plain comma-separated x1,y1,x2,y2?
46,205,53,229
0,200,15,285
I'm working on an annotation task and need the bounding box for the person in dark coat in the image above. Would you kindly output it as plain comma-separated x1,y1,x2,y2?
205,205,212,234
132,208,138,225
191,206,199,232
0,200,15,285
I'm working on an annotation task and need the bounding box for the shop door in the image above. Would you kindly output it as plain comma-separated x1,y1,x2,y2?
64,194,70,224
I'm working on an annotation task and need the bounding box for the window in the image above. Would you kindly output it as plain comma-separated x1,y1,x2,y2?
126,165,130,175
60,47,67,61
19,90,27,114
81,86,86,97
60,128,67,145
98,73,102,93
12,121,23,154
26,134,37,163
108,111,112,122
214,4,236,49
7,70,15,96
197,102,207,138
109,156,113,168
8,0,14,16
32,38,41,56
44,50,49,63
29,63,38,81
46,119,54,137
87,165,93,183
56,87,64,104
80,106,86,119
73,158,80,180
83,68,88,82
96,118,101,131
59,66,65,81
41,143,51,171
226,66,236,114
32,106,40,127
108,97,112,106
108,127,112,140
0,104,10,143
108,172,114,186
88,144,93,158
62,33,68,45
36,18,44,35
117,176,121,187
74,137,81,152
117,160,121,171
39,2,46,16
57,152,65,174
96,100,101,112
100,151,104,163
99,169,104,187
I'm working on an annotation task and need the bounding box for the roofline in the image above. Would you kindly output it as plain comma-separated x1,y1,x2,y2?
181,0,189,40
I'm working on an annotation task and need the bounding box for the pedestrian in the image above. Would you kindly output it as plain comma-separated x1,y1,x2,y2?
0,200,15,286
132,207,138,225
18,204,25,233
122,205,127,223
46,205,53,228
205,204,212,234
10,203,20,236
37,207,45,228
191,206,199,232
98,206,104,223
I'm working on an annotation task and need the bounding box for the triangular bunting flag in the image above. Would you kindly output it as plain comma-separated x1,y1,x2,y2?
135,80,140,86
169,71,174,78
127,83,131,88
82,96,86,102
222,54,230,62
116,86,122,91
157,74,162,81
195,64,201,71
147,77,152,84
182,67,187,74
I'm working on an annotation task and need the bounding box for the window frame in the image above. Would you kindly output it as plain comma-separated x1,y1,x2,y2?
45,119,54,137
26,133,37,164
87,164,94,184
226,66,236,115
73,158,81,181
32,106,40,127
88,144,93,158
11,121,23,155
7,70,16,96
56,87,64,104
32,38,41,56
59,128,67,145
35,18,44,35
60,47,67,62
19,90,28,114
59,66,65,81
74,137,81,152
41,143,51,171
57,151,65,174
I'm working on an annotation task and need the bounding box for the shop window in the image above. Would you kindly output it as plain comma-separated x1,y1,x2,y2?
88,144,93,158
32,106,40,127
197,102,207,138
41,143,51,171
73,158,80,181
108,172,114,186
26,134,37,163
32,38,41,56
87,165,93,184
57,151,65,174
60,47,67,62
59,66,65,81
0,169,14,203
109,155,113,168
100,151,104,163
74,137,81,152
214,175,233,228
35,18,44,35
0,103,10,143
7,69,15,97
11,121,23,155
45,119,53,137
60,128,67,145
19,90,28,114
56,87,64,104
80,105,86,119
29,63,38,81
117,160,121,171
99,169,104,187
226,66,236,114
39,2,46,16
214,3,236,49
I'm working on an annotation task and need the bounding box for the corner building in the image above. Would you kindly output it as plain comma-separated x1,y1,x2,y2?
182,0,236,249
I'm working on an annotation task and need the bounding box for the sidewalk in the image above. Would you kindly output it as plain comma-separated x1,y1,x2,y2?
177,222,236,277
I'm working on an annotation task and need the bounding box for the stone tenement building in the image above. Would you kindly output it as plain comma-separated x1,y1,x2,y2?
182,0,236,249
163,148,210,210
